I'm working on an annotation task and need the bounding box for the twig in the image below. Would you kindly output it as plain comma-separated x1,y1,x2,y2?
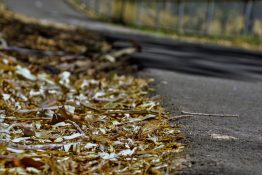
0,46,70,57
0,51,14,59
0,139,81,150
0,38,8,49
0,130,9,134
13,143,71,150
168,115,194,121
7,123,36,137
104,109,160,115
100,47,137,62
110,47,137,58
0,116,52,121
127,115,156,123
181,111,239,118
7,123,34,132
0,139,10,144
65,119,86,136
112,115,157,127
81,102,163,115
17,106,63,113
1,123,36,134
80,102,101,112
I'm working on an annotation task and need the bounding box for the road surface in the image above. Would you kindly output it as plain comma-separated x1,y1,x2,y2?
2,0,262,174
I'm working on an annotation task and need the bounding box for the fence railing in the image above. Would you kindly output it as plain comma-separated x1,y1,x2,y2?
74,0,262,38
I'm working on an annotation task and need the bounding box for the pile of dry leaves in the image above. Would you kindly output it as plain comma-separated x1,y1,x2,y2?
0,5,184,175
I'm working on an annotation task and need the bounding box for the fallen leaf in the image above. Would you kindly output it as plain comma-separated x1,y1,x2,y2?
63,133,82,140
64,143,73,152
20,157,44,169
84,143,97,149
6,147,24,153
12,137,30,143
16,65,36,81
99,152,117,160
118,148,136,156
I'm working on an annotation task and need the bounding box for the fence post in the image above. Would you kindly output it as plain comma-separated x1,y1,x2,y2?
155,2,162,29
106,0,112,18
244,0,254,34
206,0,215,34
136,0,144,27
117,0,127,24
178,0,185,33
95,0,100,14
81,0,87,7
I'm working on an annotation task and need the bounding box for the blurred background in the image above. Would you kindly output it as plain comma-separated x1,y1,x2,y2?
69,0,262,49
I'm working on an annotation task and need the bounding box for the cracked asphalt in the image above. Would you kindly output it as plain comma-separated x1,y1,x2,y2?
2,0,262,174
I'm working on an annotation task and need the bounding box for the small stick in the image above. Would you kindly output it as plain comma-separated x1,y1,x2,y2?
81,102,163,115
65,119,86,136
181,111,239,118
0,130,9,134
0,116,52,121
17,106,63,113
104,109,159,115
100,47,137,62
14,143,68,150
7,123,34,132
110,47,137,58
168,115,194,121
80,102,100,113
7,123,35,137
0,38,8,49
127,115,156,123
4,142,81,150
0,46,69,57
116,115,157,126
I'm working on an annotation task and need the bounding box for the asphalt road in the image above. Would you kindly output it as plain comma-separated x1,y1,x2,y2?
2,0,262,174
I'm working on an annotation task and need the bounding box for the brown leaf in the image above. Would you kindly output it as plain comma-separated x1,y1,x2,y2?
58,106,72,119
20,157,44,169
22,127,35,137
4,158,21,168
4,156,44,169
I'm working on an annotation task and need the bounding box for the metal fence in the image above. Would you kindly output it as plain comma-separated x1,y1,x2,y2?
75,0,262,38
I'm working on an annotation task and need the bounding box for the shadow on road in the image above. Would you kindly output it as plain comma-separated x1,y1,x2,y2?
106,33,262,81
